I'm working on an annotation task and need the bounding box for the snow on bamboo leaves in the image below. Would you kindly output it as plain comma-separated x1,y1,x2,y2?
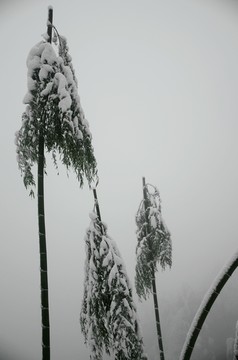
135,183,172,299
15,35,97,192
81,212,147,360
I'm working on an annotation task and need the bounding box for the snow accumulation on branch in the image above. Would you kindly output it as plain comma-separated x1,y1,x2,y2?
179,250,238,360
80,211,148,360
16,35,97,194
135,183,172,299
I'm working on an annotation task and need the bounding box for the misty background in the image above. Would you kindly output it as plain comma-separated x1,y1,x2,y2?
1,0,238,359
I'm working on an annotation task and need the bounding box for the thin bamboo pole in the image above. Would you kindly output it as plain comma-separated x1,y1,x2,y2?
179,253,238,360
142,177,165,360
93,188,102,222
38,7,53,360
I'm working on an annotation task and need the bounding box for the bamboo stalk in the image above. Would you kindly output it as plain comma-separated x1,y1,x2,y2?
38,7,53,360
179,253,238,360
93,188,102,222
151,270,165,360
142,177,165,360
93,188,107,237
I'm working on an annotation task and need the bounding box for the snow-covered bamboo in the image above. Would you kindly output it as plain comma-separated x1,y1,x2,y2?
15,7,97,360
179,250,238,360
15,13,97,194
135,177,172,360
81,191,147,360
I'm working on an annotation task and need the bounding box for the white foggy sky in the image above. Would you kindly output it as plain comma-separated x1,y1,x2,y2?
1,0,238,359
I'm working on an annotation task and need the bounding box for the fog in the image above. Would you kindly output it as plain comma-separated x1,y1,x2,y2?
1,0,238,359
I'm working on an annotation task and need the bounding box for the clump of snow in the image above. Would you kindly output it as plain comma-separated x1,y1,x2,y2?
27,77,36,91
26,41,43,72
99,238,107,256
23,92,33,105
39,64,53,81
54,72,72,112
41,82,53,96
41,43,57,65
102,251,112,267
108,263,117,287
89,212,97,221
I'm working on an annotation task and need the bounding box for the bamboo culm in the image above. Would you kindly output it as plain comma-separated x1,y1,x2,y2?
38,7,53,360
179,254,238,360
151,269,165,360
38,132,50,359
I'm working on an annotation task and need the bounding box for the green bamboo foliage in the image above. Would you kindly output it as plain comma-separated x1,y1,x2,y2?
15,27,97,194
135,181,172,299
81,210,147,360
